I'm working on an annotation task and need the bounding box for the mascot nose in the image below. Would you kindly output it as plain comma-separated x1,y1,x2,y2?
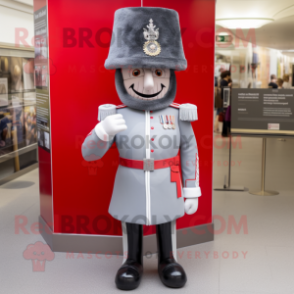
143,69,154,91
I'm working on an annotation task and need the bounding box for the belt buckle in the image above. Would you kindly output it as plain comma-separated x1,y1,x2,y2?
143,158,154,171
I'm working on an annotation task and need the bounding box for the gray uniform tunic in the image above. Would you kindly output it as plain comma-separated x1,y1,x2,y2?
82,104,201,225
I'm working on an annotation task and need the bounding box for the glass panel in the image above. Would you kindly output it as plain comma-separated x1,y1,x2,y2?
0,50,37,159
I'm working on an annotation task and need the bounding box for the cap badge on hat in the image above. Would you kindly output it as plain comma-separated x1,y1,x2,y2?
143,19,161,56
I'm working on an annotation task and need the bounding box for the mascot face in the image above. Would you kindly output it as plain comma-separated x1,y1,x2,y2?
115,68,176,111
122,68,170,101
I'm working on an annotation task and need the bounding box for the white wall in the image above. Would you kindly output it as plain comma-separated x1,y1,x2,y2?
0,0,34,47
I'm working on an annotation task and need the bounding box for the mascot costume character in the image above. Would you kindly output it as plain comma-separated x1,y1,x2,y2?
82,7,201,290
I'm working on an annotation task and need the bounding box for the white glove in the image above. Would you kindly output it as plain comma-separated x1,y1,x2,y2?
184,198,199,215
95,114,127,141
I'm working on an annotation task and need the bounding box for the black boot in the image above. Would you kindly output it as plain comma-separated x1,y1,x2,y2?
156,222,187,288
115,223,143,290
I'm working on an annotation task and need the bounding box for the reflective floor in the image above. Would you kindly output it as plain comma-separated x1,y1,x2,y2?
0,135,294,294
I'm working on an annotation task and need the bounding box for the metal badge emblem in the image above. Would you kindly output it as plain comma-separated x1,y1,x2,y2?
143,19,161,56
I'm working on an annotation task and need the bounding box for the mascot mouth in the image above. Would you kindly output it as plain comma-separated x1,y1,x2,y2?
129,84,166,98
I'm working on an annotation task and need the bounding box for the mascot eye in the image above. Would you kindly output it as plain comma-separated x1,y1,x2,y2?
155,69,163,77
132,69,141,77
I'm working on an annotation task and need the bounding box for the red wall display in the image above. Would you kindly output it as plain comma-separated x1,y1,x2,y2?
37,0,215,237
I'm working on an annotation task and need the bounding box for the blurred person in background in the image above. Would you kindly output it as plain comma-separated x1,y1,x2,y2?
220,70,232,91
277,78,284,89
282,74,291,89
221,72,232,137
214,70,231,133
214,68,225,132
224,105,231,136
268,74,278,89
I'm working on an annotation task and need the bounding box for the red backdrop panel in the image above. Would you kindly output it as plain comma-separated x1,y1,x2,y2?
45,0,214,235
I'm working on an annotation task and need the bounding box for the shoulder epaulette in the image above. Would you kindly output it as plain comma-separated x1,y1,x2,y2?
179,103,198,121
98,104,116,121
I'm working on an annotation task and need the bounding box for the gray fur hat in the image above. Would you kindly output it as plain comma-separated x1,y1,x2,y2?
105,7,187,71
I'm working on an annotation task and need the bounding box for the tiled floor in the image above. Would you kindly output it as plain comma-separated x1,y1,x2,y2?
0,136,294,294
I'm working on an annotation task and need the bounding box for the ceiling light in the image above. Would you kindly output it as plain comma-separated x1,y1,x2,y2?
217,32,229,36
216,18,274,29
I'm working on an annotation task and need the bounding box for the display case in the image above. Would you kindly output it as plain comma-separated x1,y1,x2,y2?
0,47,38,184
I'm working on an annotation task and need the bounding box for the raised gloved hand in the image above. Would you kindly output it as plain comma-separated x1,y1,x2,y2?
184,198,199,215
95,114,127,141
